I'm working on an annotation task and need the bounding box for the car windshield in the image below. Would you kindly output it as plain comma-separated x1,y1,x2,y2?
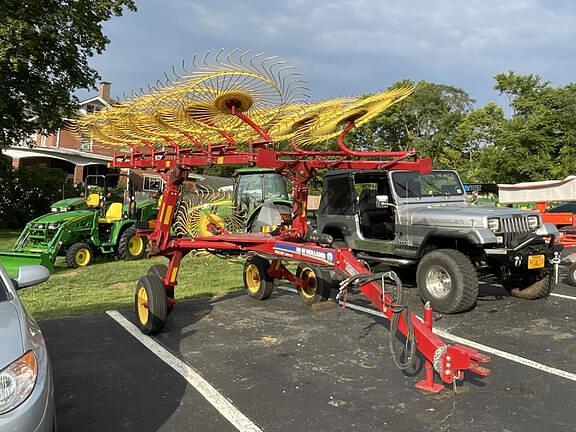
392,170,464,198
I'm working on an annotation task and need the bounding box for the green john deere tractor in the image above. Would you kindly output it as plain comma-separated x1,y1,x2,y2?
0,173,158,276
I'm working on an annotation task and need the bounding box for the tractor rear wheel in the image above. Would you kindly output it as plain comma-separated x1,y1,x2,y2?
243,256,274,300
295,264,333,305
134,274,167,334
118,227,147,260
567,263,576,287
66,243,93,269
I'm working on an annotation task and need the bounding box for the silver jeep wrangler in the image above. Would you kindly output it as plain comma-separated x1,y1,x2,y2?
316,169,562,313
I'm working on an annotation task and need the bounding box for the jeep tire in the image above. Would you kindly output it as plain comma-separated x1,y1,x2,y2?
503,271,552,299
416,249,478,313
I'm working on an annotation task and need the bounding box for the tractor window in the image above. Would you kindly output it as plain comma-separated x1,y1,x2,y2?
237,174,264,210
319,176,354,215
263,173,289,200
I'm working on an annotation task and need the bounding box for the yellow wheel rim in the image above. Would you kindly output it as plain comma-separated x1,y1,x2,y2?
128,235,144,256
300,268,317,299
245,263,261,294
75,248,91,266
137,286,149,325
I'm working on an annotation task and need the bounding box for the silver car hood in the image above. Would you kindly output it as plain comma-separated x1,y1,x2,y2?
399,203,538,228
0,301,24,369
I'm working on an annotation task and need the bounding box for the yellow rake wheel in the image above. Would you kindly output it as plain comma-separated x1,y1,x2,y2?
134,275,167,334
243,256,274,300
295,264,332,305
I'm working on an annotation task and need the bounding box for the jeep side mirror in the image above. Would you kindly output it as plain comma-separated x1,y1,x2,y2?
376,195,389,208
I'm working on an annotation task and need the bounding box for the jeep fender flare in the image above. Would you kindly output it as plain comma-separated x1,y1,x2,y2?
417,229,494,258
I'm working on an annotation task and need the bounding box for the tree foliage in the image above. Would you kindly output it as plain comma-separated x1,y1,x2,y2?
0,0,136,146
350,73,576,184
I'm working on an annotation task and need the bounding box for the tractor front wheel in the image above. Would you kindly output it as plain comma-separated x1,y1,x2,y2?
295,264,332,305
118,227,147,260
135,274,167,334
243,256,274,300
66,243,93,269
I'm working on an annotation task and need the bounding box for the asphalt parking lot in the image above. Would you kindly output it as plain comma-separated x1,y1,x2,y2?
40,262,576,432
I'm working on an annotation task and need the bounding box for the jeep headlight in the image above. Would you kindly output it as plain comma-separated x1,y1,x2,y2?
527,215,539,230
0,351,38,414
487,218,500,232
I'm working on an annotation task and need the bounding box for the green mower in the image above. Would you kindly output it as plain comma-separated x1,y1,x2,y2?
0,173,158,276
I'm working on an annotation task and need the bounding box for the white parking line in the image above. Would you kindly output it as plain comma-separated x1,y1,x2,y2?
276,286,576,383
550,292,576,301
106,310,263,432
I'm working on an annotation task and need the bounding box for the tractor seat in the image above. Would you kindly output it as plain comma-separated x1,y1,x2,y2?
86,193,101,208
99,202,123,223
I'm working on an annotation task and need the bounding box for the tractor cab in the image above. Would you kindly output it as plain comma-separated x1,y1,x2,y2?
233,168,291,231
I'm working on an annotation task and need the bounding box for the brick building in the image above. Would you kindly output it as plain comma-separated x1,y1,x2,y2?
2,83,167,193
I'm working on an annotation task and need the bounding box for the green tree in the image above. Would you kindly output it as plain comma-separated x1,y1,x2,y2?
0,0,136,146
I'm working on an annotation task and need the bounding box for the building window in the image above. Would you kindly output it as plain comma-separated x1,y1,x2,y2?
40,134,47,147
143,175,164,192
85,103,101,113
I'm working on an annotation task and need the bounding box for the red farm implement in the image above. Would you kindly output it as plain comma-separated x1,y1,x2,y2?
79,50,491,392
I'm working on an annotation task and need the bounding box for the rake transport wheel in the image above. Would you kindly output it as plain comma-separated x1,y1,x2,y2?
502,271,552,299
118,227,147,260
147,264,175,313
243,256,274,300
416,249,479,314
567,262,576,287
135,274,167,334
66,242,93,269
295,264,332,305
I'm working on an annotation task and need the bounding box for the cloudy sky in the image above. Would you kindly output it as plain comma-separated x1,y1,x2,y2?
80,0,576,108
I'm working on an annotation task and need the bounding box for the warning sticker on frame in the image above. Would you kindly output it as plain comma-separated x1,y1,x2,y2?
273,243,335,265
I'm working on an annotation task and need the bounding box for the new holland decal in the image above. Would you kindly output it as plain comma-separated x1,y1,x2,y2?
273,243,335,265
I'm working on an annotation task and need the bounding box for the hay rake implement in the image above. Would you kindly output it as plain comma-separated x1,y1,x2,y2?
79,50,490,392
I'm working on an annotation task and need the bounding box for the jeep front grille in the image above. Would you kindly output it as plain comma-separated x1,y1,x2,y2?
500,216,531,247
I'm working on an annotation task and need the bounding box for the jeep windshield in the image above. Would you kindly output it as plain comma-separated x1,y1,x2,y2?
391,170,464,199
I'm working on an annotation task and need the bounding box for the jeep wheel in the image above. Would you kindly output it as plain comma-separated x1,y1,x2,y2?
567,263,576,287
503,271,552,299
416,249,478,313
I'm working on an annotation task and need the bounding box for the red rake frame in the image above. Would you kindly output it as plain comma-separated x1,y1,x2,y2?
110,120,490,393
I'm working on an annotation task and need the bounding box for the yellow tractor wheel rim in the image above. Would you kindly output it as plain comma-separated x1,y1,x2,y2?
300,268,317,299
137,286,149,325
245,264,261,294
75,248,91,266
128,235,144,256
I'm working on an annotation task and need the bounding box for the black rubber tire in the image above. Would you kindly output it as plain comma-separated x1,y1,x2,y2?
134,274,167,335
65,242,93,269
568,263,576,287
416,249,478,313
118,227,147,260
295,264,333,305
503,271,552,299
147,263,174,313
243,256,274,300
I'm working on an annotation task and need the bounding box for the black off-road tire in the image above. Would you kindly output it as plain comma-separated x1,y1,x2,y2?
243,256,274,300
567,263,576,287
295,264,333,305
503,271,552,299
134,274,167,335
65,242,93,269
118,227,147,260
416,249,478,313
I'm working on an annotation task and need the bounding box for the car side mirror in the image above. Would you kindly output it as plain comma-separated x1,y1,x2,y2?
375,195,389,208
13,265,50,290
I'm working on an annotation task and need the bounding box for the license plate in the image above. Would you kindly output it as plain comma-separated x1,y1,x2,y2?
528,255,545,269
